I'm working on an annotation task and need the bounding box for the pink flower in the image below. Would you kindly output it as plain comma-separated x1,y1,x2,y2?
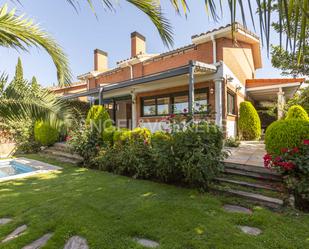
292,147,300,154
303,139,309,145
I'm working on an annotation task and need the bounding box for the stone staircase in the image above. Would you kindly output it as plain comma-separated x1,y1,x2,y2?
211,142,287,210
39,142,83,165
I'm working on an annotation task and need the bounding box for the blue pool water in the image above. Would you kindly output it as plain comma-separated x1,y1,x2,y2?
0,160,36,178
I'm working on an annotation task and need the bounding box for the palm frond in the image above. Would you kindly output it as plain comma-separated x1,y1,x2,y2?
0,77,73,129
0,4,71,86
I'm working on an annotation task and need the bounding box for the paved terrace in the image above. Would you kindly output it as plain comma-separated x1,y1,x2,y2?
224,141,266,167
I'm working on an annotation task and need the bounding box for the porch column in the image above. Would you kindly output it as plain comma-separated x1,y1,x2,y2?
131,91,137,129
215,78,223,127
98,87,104,105
277,88,285,119
188,62,195,115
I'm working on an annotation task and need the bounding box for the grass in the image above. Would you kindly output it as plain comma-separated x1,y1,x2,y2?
0,154,308,249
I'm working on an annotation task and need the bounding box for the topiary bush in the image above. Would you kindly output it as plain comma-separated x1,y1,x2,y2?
238,101,261,140
34,121,59,146
286,105,309,121
86,105,112,132
265,119,309,155
102,126,116,146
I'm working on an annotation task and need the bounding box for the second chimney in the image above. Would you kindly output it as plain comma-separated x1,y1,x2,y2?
131,31,146,57
94,49,108,72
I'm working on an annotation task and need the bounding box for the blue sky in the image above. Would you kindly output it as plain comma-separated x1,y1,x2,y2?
0,0,284,87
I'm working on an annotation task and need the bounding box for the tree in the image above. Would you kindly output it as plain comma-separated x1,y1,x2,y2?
65,0,308,58
31,76,40,92
271,3,309,77
0,74,73,127
14,57,23,81
0,4,71,86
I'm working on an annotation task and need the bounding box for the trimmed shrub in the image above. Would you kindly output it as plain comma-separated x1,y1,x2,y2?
151,131,177,182
286,105,309,121
131,127,151,142
113,128,131,144
34,121,59,146
102,126,116,145
238,101,261,140
86,105,112,132
265,119,309,155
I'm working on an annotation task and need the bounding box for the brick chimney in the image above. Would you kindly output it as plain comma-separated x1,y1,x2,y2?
94,49,108,72
131,31,146,57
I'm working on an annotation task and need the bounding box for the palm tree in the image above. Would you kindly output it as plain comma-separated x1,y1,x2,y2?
0,73,73,127
66,0,307,58
0,4,71,86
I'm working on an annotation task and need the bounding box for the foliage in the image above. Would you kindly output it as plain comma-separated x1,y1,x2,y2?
150,131,176,182
286,105,309,121
94,123,225,189
265,119,309,155
102,126,116,146
67,125,102,164
66,99,90,124
286,87,309,115
34,121,59,146
0,4,71,85
238,101,261,140
224,137,240,147
264,140,309,211
256,104,277,131
0,74,73,127
14,57,23,81
86,105,112,133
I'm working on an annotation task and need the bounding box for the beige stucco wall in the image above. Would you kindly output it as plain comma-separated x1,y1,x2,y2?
0,143,16,158
223,46,255,85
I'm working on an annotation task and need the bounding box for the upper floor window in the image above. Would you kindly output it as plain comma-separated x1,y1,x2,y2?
227,91,236,115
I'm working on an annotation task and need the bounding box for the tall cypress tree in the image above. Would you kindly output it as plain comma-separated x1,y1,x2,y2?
31,76,39,91
14,57,24,81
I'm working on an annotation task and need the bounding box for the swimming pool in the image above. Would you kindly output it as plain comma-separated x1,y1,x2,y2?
0,158,61,182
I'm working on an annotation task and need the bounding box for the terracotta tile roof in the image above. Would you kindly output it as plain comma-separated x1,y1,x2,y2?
246,78,305,88
192,22,260,40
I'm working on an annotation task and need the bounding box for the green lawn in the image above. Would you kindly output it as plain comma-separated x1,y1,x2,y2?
0,154,309,249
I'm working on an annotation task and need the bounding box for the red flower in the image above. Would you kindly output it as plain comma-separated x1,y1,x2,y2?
277,161,295,171
169,114,175,118
263,153,272,168
303,139,309,145
281,148,289,153
292,147,300,154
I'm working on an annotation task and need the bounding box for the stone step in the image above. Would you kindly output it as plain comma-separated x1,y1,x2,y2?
22,233,53,249
38,153,81,165
0,218,12,225
224,168,282,182
2,224,27,243
52,142,71,152
42,149,83,161
215,177,283,192
211,186,284,209
224,162,280,176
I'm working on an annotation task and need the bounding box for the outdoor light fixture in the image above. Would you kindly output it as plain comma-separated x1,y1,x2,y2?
235,84,242,92
210,88,214,95
227,75,234,82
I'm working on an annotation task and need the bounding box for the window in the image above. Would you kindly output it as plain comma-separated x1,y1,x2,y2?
194,91,208,112
157,97,170,115
227,92,236,115
141,88,209,117
173,94,188,114
143,98,156,116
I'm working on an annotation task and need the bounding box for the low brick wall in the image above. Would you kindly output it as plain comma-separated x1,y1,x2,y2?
0,143,16,158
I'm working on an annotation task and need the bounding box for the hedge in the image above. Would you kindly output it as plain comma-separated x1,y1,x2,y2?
265,119,309,155
34,121,59,146
238,101,261,140
286,105,309,121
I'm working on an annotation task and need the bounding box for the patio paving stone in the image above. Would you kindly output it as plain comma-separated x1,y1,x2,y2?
0,218,12,225
22,233,53,249
223,205,253,214
134,238,159,248
238,226,262,236
64,236,89,249
2,224,28,243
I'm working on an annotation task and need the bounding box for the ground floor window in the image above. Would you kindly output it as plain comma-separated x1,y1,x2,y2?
141,88,209,117
227,91,236,115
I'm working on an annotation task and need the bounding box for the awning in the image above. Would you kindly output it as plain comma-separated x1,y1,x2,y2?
60,61,217,100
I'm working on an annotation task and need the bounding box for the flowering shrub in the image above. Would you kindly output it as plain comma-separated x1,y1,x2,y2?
264,139,309,211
